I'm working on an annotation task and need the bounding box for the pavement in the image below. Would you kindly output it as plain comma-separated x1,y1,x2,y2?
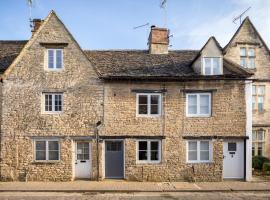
0,180,270,193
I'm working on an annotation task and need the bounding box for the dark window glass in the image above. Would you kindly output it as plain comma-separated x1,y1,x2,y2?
139,151,147,160
106,141,122,151
36,151,46,160
151,151,159,161
56,50,62,68
139,141,147,150
151,141,159,151
139,105,147,114
48,50,54,68
228,143,237,152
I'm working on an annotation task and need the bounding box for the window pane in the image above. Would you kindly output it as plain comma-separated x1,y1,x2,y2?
248,48,255,57
150,105,158,114
139,105,147,114
258,96,264,112
258,131,264,141
204,58,211,75
36,151,46,160
252,85,256,95
252,96,256,110
139,95,147,104
54,94,62,112
150,141,159,151
151,95,159,105
188,141,197,151
213,58,220,75
139,141,147,151
240,48,246,56
200,151,209,161
48,151,59,160
200,94,210,115
240,58,246,67
258,143,263,156
56,50,62,68
48,141,59,151
150,151,159,161
200,141,209,151
249,58,255,69
36,141,46,151
45,94,52,111
258,86,265,95
252,131,256,141
188,95,197,115
139,151,147,160
188,151,197,161
48,50,54,68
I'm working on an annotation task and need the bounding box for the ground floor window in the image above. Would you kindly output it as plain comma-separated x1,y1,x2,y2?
252,130,265,156
187,140,212,163
34,139,60,161
137,140,161,163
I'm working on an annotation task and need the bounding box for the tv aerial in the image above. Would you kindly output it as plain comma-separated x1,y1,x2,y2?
160,0,168,27
233,7,251,25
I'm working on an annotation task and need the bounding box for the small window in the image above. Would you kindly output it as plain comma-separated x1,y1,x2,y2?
203,57,221,75
137,93,161,117
35,140,60,161
46,49,63,70
187,140,212,163
240,47,255,69
186,93,211,117
252,85,256,95
76,142,89,160
252,130,265,156
43,93,63,113
106,141,122,151
137,140,161,163
258,96,264,112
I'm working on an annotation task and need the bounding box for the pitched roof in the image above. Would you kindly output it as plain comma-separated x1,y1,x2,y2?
0,40,27,73
85,50,252,80
224,17,270,55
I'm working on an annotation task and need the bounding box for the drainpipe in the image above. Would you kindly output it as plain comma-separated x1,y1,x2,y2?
95,121,101,181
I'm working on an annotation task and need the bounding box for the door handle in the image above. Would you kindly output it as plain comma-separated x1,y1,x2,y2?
223,155,226,159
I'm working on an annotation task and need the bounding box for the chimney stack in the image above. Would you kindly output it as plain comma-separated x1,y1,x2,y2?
31,19,43,35
148,25,169,54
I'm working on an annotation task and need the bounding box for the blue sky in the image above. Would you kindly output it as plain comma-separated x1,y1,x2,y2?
0,0,269,50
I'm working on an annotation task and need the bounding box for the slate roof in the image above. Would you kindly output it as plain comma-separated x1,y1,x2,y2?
85,50,252,80
0,40,27,73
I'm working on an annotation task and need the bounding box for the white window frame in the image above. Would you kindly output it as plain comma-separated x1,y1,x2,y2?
136,140,161,164
186,140,213,163
202,57,222,75
136,93,162,117
45,49,64,71
42,93,63,114
240,47,256,69
186,93,211,117
34,139,60,161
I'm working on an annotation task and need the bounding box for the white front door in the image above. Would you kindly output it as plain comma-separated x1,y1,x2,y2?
75,142,91,179
223,140,244,179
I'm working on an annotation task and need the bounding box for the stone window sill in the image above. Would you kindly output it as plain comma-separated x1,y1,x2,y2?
187,161,214,165
32,160,61,164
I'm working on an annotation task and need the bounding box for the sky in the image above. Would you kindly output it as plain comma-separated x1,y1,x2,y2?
0,0,269,50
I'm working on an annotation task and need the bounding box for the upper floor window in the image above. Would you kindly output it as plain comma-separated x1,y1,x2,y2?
252,130,265,156
252,85,265,112
186,93,211,117
203,57,221,75
47,49,63,70
187,140,212,163
43,93,63,114
35,139,60,161
137,140,161,163
240,47,255,69
136,93,161,117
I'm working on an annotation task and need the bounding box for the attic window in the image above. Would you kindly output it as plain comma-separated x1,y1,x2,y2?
202,57,222,75
240,47,255,69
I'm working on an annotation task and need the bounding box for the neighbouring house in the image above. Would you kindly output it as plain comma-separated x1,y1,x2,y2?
224,17,270,160
0,11,254,182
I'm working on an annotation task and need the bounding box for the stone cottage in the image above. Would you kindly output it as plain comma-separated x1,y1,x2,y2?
0,11,254,182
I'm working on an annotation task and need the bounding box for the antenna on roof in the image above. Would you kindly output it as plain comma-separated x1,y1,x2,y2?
133,23,150,30
160,0,168,27
27,0,34,29
233,7,251,25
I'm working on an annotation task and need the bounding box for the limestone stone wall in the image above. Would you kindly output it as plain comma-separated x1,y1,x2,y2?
100,80,246,181
0,12,103,181
224,18,270,158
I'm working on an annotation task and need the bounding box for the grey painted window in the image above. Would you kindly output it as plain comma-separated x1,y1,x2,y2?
35,140,59,161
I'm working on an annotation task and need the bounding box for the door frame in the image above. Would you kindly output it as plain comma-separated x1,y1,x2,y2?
103,139,125,179
73,140,92,179
222,139,245,180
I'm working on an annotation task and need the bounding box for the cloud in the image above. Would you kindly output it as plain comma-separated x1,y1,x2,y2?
173,0,270,49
